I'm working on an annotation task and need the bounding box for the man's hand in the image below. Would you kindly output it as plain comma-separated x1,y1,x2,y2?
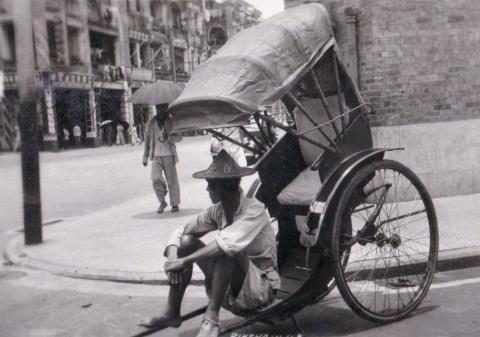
142,157,148,167
165,258,186,271
165,257,186,286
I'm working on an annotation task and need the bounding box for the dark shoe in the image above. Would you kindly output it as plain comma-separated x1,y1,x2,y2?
137,315,181,330
157,201,168,214
171,205,180,213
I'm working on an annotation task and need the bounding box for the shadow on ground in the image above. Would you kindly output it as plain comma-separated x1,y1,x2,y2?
191,303,440,337
132,209,203,220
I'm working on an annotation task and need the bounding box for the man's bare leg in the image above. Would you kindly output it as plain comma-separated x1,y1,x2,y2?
138,235,204,329
196,256,244,337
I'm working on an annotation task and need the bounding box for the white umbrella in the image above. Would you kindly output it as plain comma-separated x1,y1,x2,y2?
130,81,182,105
99,120,113,127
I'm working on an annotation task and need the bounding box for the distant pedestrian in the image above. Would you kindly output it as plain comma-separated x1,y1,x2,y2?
73,124,82,147
210,127,247,167
105,124,113,146
143,104,182,213
137,124,144,142
116,123,125,145
12,125,20,152
98,125,104,145
129,125,141,146
62,128,70,148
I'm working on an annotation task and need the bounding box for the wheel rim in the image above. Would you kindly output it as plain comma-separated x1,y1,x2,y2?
336,164,437,319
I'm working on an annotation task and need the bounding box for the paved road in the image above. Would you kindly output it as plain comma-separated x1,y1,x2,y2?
0,136,212,232
1,262,479,337
2,136,480,337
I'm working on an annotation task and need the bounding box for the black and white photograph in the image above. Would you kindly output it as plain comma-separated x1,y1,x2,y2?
1,1,479,336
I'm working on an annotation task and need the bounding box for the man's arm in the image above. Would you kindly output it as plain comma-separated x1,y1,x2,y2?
163,208,218,258
163,208,219,285
142,123,150,165
164,240,224,274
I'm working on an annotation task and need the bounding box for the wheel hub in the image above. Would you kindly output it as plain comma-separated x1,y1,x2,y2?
375,233,401,248
389,234,401,248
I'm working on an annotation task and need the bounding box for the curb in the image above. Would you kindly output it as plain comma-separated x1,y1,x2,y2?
4,234,480,286
3,235,205,285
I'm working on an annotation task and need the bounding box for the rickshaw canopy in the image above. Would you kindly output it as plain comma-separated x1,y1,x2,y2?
168,3,335,132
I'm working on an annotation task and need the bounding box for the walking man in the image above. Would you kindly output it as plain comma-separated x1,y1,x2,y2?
62,127,70,148
143,104,182,213
116,123,125,145
12,125,21,151
138,150,280,337
129,125,141,146
73,124,81,147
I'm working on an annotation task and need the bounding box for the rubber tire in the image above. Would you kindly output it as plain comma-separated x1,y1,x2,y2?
330,159,438,323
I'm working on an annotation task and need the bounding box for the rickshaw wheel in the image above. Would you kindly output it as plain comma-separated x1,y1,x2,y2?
331,160,438,323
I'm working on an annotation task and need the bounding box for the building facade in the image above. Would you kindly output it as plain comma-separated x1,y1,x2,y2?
0,0,260,151
205,0,261,55
284,0,480,197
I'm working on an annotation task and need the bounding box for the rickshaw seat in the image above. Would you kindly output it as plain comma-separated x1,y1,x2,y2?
277,167,321,206
277,96,339,206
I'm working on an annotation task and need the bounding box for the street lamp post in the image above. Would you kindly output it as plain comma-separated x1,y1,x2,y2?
13,0,43,245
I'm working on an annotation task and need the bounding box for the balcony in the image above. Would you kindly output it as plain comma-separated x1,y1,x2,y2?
88,2,118,28
131,67,154,82
46,0,60,12
151,18,167,35
128,12,152,32
92,65,128,83
66,0,82,19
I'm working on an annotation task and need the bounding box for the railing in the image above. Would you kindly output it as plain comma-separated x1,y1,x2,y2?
154,69,190,83
128,12,152,32
46,0,60,11
131,67,153,82
151,18,167,35
92,65,127,82
155,69,173,81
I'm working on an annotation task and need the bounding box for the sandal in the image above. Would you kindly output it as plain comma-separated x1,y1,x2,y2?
195,317,220,337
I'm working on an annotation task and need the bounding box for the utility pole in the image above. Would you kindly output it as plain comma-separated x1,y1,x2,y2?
13,0,43,244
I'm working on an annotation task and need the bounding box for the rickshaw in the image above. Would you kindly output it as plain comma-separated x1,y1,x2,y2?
136,3,438,336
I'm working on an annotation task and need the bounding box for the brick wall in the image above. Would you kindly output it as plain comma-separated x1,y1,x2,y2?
285,0,480,196
323,0,480,127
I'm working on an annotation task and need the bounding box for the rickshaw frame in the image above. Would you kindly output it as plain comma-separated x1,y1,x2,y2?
133,4,439,336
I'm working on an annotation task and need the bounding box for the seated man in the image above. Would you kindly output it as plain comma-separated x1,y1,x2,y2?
138,150,280,337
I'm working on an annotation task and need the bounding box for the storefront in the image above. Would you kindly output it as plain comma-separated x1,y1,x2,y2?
54,89,90,149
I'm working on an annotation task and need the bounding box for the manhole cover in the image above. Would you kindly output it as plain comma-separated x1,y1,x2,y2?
0,270,27,281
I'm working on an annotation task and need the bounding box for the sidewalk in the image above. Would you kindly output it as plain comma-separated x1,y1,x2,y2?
4,190,480,284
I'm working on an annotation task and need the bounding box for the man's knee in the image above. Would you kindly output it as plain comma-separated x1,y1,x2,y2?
178,235,203,257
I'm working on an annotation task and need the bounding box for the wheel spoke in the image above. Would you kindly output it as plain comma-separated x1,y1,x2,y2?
332,161,438,322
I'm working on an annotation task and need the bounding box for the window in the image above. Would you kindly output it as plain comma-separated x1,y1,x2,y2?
140,43,149,68
129,40,138,67
90,31,117,66
173,47,184,73
1,22,16,72
46,21,57,65
171,3,182,30
208,27,227,47
68,26,82,65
